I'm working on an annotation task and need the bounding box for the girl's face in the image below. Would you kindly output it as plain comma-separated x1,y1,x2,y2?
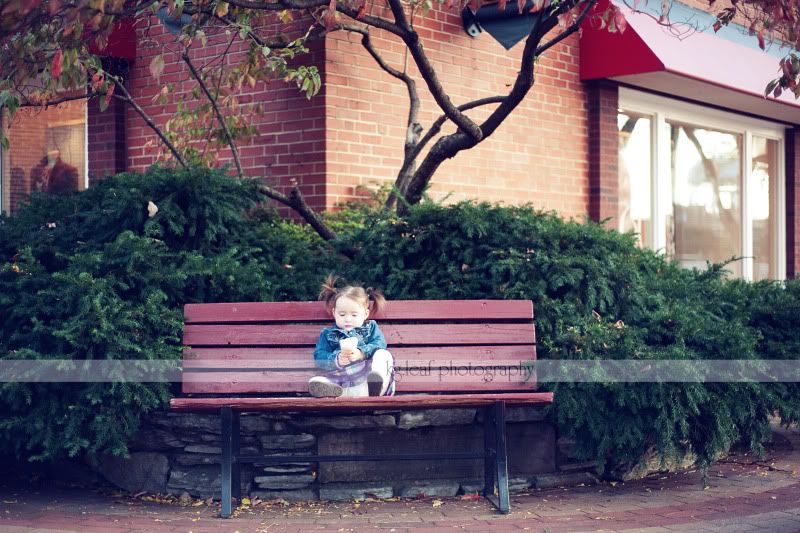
333,296,369,331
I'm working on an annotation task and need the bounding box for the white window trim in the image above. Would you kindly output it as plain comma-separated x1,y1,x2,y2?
620,87,787,281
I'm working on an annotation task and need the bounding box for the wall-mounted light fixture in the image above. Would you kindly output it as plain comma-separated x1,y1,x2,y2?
462,0,545,50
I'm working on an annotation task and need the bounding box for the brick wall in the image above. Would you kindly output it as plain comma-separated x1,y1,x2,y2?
126,15,327,210
323,7,589,217
88,59,129,185
123,8,589,218
587,80,619,225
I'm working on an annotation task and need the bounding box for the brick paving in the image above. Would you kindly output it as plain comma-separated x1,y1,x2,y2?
1,426,799,532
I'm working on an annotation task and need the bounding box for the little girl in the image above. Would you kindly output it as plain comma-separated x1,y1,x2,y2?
308,276,395,398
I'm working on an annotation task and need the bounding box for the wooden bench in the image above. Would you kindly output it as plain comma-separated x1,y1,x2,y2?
170,299,553,517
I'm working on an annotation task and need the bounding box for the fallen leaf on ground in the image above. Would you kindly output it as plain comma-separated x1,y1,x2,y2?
458,494,482,501
432,499,444,508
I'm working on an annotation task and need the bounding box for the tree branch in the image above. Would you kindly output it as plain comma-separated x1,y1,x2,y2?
384,0,482,142
256,181,338,242
111,77,189,169
386,95,505,209
398,1,596,210
535,0,596,57
181,52,245,178
16,92,97,107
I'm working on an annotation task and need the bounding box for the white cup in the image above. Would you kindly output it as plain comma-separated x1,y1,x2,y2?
339,337,358,351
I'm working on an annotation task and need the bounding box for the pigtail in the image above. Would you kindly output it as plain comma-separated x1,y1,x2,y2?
319,275,340,311
366,287,386,315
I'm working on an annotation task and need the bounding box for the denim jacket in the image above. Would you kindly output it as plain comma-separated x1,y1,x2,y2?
313,320,387,371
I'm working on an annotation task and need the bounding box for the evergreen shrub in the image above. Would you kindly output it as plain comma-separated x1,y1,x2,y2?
336,202,800,472
1,171,798,476
0,167,335,461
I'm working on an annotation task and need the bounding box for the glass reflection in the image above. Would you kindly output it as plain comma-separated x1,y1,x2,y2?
669,123,742,277
618,112,652,247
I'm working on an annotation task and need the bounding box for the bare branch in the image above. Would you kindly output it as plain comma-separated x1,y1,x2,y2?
535,0,596,57
16,92,97,107
181,52,245,178
398,2,597,210
413,96,506,165
384,0,482,142
111,76,189,169
386,95,505,209
256,181,338,241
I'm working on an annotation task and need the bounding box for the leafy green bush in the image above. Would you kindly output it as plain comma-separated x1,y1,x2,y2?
336,202,800,472
2,174,798,475
0,167,335,461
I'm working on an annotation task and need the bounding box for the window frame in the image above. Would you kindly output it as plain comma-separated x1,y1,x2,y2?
619,87,787,281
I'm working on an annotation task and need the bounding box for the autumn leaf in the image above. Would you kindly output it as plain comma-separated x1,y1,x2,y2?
614,8,627,34
458,493,482,501
51,49,63,78
150,55,165,78
101,81,115,111
757,28,765,49
432,499,444,507
215,1,229,17
713,20,722,32
322,0,336,30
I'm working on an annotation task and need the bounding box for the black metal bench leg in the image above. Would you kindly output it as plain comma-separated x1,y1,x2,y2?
483,405,496,499
231,410,241,501
221,407,234,518
494,401,510,514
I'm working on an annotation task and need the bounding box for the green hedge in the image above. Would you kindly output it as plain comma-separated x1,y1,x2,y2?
0,167,334,460
1,167,798,475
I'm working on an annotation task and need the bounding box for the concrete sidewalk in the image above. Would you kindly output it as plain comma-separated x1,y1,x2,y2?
1,426,799,533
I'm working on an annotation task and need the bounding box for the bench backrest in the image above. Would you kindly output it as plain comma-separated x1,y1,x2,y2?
181,300,537,395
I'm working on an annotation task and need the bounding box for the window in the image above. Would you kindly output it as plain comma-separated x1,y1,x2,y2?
1,100,88,214
618,88,785,281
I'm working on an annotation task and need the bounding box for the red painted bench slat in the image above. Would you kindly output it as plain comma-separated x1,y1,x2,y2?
183,323,536,347
183,345,536,368
170,392,554,412
184,300,534,323
180,370,537,394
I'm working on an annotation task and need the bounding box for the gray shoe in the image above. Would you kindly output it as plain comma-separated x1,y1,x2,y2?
308,377,344,398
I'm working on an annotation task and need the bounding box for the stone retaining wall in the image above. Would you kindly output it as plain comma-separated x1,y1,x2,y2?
97,406,557,500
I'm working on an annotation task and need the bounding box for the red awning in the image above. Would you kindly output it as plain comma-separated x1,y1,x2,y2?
86,19,136,61
580,0,800,122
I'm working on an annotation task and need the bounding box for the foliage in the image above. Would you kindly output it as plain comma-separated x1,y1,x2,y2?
0,0,625,230
710,0,800,98
0,166,334,461
2,175,799,474
334,201,800,472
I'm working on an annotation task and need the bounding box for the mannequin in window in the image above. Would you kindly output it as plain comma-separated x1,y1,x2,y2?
41,150,79,194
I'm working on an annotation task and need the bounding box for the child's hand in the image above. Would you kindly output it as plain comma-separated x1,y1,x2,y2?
337,349,365,366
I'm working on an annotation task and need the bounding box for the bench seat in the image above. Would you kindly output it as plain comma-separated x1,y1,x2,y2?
170,391,554,412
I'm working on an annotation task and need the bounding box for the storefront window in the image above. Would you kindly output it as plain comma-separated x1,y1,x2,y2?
1,100,87,214
669,123,742,277
618,89,785,280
